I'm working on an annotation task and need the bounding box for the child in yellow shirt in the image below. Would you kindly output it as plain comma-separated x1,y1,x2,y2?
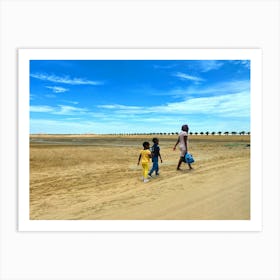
137,141,152,183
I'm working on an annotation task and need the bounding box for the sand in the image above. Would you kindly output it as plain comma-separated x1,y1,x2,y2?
29,134,250,220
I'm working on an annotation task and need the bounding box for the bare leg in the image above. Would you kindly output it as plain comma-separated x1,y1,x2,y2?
176,158,184,170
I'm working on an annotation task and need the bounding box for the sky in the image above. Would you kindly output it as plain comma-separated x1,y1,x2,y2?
30,59,250,134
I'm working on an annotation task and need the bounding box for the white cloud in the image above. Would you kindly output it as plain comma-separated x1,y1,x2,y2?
156,91,250,117
30,119,94,134
98,104,142,110
30,105,88,115
30,73,103,85
230,60,250,69
55,105,88,115
30,91,250,134
30,118,139,134
189,80,249,96
97,90,250,119
30,105,54,113
174,72,205,83
198,60,224,72
45,86,68,93
45,94,57,98
146,79,250,99
61,100,79,105
153,63,177,69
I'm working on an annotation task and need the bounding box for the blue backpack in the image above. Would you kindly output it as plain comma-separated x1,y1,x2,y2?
185,153,194,164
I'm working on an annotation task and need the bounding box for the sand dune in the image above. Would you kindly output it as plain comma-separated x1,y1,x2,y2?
30,135,250,220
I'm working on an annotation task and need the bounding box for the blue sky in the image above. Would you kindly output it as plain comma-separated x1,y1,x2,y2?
30,59,250,134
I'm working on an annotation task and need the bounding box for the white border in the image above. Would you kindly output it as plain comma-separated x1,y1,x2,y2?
18,48,262,231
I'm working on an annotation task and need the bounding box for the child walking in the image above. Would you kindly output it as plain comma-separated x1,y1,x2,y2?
137,141,152,183
148,138,163,177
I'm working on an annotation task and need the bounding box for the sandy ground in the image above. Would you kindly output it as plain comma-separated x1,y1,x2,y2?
30,135,250,220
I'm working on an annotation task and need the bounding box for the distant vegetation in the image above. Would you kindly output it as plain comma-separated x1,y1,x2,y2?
32,131,250,136
105,131,251,136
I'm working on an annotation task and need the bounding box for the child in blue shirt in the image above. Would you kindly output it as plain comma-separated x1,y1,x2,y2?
148,138,163,177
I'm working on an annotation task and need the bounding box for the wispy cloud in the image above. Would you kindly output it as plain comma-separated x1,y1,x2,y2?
30,105,88,115
97,91,250,118
98,104,142,110
230,60,250,69
62,100,79,105
30,105,55,113
29,91,250,133
30,73,103,85
55,105,88,115
30,118,139,134
95,78,250,118
153,64,177,69
30,119,96,134
45,86,69,93
198,60,224,72
45,94,57,98
146,79,249,99
174,72,205,83
182,80,250,97
154,91,250,117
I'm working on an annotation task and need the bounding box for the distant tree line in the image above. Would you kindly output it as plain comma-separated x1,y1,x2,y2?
107,131,250,136
190,131,250,136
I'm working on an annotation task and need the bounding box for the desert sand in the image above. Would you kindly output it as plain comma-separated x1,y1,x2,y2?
30,134,250,220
